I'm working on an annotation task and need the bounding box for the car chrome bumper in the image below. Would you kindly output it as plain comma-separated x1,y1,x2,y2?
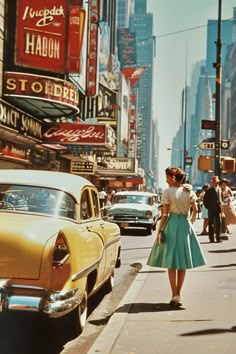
0,280,80,318
112,219,153,226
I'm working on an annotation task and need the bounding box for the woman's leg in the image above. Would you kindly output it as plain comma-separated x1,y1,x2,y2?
176,270,186,297
203,218,208,233
168,269,177,297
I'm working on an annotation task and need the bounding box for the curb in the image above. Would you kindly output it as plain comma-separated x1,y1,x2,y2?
87,261,150,354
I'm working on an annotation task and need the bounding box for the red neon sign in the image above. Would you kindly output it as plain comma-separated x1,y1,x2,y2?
86,0,99,97
67,5,86,73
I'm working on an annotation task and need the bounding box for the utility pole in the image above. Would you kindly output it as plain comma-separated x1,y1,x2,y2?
183,42,188,173
214,0,222,178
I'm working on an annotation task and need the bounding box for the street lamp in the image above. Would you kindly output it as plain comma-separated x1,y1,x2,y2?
214,0,222,178
167,148,183,169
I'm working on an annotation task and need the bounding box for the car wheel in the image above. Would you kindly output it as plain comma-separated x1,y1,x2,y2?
68,288,88,333
78,289,88,331
146,226,152,235
103,271,114,294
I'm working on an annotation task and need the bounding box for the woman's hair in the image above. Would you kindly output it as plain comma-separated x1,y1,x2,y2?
165,166,185,182
220,178,229,185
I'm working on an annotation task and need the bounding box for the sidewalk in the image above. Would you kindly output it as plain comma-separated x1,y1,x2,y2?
88,220,236,354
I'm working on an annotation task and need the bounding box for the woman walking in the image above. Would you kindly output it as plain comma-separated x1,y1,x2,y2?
220,178,236,233
198,184,210,235
147,166,206,306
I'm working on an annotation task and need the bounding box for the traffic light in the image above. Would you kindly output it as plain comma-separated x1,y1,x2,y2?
198,156,213,172
222,157,235,172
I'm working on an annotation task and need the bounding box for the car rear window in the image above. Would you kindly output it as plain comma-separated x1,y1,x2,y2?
0,184,76,220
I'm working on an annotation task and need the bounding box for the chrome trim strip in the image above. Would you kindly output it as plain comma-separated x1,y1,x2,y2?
71,237,120,282
72,260,100,281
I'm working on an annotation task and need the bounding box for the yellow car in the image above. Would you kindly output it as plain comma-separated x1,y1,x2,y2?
0,170,121,331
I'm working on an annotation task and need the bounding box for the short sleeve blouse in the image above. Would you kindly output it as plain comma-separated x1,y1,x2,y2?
161,186,197,214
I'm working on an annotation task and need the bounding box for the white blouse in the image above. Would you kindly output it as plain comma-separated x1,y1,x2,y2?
161,186,197,214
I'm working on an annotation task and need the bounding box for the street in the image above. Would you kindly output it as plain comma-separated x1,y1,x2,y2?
0,228,153,354
1,220,235,354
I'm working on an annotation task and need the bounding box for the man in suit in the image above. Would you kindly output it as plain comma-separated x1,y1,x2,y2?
203,176,223,243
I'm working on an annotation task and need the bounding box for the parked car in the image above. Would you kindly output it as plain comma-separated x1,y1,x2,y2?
0,170,121,332
106,191,160,235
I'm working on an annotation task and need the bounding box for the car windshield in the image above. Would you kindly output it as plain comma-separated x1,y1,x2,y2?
113,195,151,205
0,184,76,220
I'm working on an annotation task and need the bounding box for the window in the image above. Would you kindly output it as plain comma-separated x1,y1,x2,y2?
91,190,100,218
80,190,92,220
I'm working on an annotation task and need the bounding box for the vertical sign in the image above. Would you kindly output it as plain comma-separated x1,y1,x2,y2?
67,5,86,73
86,0,99,97
15,0,67,72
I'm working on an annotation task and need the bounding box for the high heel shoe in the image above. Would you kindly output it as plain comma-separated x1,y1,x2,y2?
169,295,182,306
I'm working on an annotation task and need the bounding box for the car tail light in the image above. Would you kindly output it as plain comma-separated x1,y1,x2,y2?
52,232,70,269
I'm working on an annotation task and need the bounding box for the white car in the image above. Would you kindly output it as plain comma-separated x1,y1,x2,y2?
107,191,160,235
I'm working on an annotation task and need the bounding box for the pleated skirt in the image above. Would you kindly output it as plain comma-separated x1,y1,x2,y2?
147,213,206,270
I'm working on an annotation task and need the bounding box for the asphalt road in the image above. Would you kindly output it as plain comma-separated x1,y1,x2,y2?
0,227,153,354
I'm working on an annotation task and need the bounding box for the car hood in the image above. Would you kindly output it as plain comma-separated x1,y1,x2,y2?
109,203,152,214
0,213,72,280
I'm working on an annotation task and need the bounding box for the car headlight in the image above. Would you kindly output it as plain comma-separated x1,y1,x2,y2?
145,210,153,219
107,213,114,220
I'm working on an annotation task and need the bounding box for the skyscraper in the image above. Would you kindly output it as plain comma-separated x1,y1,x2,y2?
129,0,155,181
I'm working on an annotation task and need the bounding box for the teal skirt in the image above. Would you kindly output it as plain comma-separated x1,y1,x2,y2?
147,214,206,270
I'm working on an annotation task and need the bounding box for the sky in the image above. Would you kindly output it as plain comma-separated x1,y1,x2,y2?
147,0,236,189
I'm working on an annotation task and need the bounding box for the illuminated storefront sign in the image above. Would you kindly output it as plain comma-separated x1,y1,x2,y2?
1,143,31,163
3,72,79,109
0,99,42,141
86,0,99,97
42,122,116,148
96,157,137,175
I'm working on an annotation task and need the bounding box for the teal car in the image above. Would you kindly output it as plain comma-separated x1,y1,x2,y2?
107,191,160,235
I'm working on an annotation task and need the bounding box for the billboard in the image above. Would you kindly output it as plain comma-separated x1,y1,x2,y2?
15,0,67,72
117,28,136,67
15,0,87,74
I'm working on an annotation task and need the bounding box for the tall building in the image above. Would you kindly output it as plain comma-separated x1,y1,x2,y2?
117,0,134,28
129,0,155,186
191,68,214,186
206,18,233,103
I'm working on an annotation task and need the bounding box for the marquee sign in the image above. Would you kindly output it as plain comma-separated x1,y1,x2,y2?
3,72,79,109
42,122,116,148
0,98,42,141
96,157,137,175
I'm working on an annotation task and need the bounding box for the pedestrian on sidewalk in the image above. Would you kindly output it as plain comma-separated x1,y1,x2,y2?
203,175,224,243
198,183,210,235
147,166,206,307
220,178,236,233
